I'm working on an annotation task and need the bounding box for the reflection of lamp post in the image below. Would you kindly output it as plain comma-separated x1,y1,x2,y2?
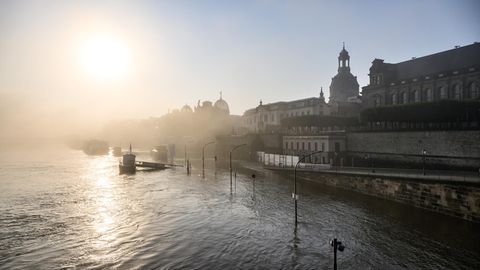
202,141,215,178
422,149,427,175
230,144,247,193
293,150,323,228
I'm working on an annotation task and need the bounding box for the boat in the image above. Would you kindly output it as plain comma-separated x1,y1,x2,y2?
119,144,136,174
83,140,109,155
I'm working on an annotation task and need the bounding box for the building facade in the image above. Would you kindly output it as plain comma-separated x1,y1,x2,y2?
362,43,480,108
242,45,362,133
242,92,329,133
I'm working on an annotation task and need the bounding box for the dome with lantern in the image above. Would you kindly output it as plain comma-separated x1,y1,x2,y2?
181,104,193,113
214,91,230,115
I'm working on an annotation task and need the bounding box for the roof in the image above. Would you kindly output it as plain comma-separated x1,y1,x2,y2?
391,43,480,80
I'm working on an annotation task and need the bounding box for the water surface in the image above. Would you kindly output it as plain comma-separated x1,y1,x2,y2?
0,147,479,269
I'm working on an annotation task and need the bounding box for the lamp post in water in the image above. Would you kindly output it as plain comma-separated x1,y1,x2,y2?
202,141,215,178
330,238,345,270
293,150,323,228
422,149,427,175
230,144,247,193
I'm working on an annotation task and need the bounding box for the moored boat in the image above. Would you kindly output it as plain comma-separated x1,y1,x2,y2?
119,144,136,174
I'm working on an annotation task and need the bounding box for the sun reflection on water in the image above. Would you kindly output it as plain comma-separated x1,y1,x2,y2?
83,155,122,253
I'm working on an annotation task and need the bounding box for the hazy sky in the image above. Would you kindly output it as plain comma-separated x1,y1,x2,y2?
1,0,479,139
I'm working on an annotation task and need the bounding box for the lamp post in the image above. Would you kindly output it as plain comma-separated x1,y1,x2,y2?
422,149,427,175
202,141,215,178
230,144,247,193
293,150,323,228
330,238,345,270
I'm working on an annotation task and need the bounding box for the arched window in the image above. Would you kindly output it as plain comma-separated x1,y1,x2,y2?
401,92,408,104
453,84,462,100
373,95,381,107
438,86,447,99
470,82,479,99
425,88,433,102
391,93,397,105
413,90,420,103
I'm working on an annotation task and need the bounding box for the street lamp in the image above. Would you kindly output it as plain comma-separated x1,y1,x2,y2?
202,141,215,178
230,144,247,193
293,150,323,228
330,238,345,270
422,149,427,175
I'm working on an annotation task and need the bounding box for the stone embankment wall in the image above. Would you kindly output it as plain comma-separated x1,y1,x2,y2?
346,130,480,168
301,172,480,223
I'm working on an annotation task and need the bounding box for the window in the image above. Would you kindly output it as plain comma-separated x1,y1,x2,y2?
413,90,420,103
438,86,447,99
296,142,299,150
453,84,462,100
290,142,293,149
302,142,305,150
374,96,381,107
308,142,311,151
315,142,318,151
402,92,408,104
285,142,288,149
264,115,267,121
470,82,479,99
334,142,340,152
321,143,325,152
391,93,397,105
425,88,433,102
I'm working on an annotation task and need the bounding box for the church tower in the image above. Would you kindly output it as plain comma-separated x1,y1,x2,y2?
329,43,359,103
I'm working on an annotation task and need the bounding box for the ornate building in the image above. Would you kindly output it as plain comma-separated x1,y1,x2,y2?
362,42,480,108
329,44,360,103
242,90,329,133
242,45,363,133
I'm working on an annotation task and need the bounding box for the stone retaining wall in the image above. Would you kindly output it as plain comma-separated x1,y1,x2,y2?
301,172,480,223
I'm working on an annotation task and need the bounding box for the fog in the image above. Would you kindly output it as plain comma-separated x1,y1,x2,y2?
1,0,479,149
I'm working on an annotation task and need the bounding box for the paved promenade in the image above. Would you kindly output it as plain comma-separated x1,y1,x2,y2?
258,163,480,185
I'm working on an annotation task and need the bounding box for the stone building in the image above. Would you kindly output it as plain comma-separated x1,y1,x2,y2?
242,45,362,133
362,42,480,108
242,91,329,133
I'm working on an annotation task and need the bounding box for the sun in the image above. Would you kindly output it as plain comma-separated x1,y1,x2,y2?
79,34,130,81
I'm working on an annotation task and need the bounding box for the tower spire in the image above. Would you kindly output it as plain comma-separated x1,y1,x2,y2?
343,41,345,50
220,91,222,99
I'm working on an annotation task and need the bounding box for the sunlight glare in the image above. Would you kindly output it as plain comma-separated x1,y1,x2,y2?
79,34,130,81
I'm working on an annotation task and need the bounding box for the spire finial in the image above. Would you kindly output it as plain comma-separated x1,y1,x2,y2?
343,42,345,49
129,143,132,154
259,99,263,106
320,87,324,98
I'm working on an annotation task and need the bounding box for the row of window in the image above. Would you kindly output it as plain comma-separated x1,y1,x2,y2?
244,109,314,124
373,81,479,107
285,141,325,152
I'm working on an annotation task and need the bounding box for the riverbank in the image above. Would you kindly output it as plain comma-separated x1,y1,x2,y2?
241,162,480,223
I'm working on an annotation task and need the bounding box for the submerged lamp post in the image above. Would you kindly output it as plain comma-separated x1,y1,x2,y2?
230,144,247,193
202,141,215,178
293,150,323,228
422,149,427,175
330,238,345,270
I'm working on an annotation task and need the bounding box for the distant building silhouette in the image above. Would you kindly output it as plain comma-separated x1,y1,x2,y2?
362,42,480,108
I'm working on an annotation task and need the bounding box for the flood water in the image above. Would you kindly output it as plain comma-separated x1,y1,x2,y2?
1,146,479,269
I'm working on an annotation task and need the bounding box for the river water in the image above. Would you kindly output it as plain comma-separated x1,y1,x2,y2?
1,146,479,269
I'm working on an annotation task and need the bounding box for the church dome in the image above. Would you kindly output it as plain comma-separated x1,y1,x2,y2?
339,48,349,59
181,104,193,113
214,92,230,115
